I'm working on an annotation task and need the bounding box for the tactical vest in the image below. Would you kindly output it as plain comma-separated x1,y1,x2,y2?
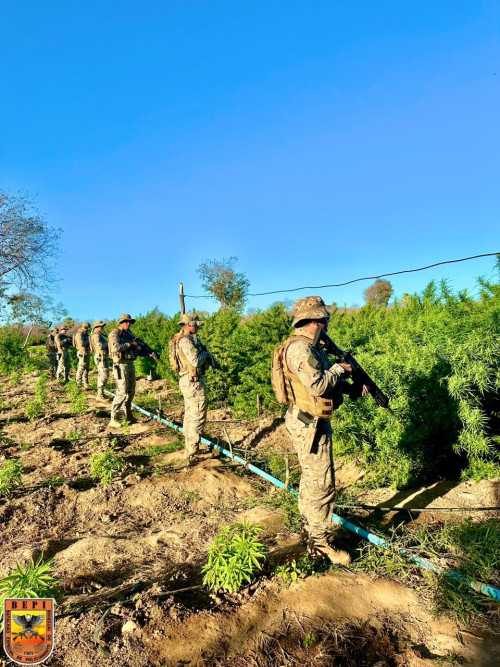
73,331,89,353
109,329,138,364
45,334,57,352
170,331,202,378
273,334,334,419
90,332,108,356
55,334,71,352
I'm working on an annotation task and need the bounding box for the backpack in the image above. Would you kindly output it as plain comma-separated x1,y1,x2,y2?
271,340,293,405
45,334,56,352
168,333,183,373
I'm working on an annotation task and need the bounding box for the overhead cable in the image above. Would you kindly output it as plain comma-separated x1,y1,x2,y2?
185,251,499,299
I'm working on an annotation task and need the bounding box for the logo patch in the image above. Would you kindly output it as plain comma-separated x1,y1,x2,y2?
3,598,55,665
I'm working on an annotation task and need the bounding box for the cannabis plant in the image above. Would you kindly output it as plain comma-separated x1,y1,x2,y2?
90,440,124,485
0,459,23,497
0,554,62,630
65,381,86,414
202,520,268,593
24,372,49,420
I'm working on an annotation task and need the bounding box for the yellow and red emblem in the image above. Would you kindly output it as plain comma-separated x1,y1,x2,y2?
3,598,55,665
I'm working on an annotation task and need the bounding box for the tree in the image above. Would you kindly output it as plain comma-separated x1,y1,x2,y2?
364,279,393,306
197,257,250,311
8,292,68,347
0,191,61,294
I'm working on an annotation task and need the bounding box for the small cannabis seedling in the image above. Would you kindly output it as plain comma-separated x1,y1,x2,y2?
202,520,268,593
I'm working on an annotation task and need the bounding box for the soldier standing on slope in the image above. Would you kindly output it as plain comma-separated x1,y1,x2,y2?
55,325,72,383
108,314,157,428
90,321,109,399
74,322,91,389
171,313,218,464
277,296,368,565
46,327,59,378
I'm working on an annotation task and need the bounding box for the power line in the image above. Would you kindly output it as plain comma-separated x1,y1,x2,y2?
185,251,499,299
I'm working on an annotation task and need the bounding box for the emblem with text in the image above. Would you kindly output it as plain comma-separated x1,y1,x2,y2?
3,598,55,665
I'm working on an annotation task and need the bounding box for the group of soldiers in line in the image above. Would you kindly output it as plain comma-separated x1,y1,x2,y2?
45,297,362,565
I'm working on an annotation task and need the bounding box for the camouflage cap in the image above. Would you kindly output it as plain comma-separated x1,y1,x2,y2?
92,320,107,329
80,322,91,330
178,313,203,327
292,296,330,328
51,327,59,334
118,313,136,324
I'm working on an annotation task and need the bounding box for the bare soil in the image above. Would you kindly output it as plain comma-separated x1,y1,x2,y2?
1,372,499,666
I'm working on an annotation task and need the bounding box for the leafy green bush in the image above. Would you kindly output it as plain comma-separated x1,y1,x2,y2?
0,327,27,374
0,554,62,630
0,459,23,496
90,440,124,485
202,520,268,593
24,372,49,420
65,381,86,414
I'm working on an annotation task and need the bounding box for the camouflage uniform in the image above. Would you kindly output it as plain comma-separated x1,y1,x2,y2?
74,323,90,388
55,330,72,382
46,328,58,378
90,321,109,398
173,314,214,459
281,296,349,561
108,315,139,424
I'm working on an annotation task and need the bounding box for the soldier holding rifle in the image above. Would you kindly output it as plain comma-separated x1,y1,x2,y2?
90,320,109,399
55,324,72,384
108,313,159,428
74,322,91,389
275,296,369,565
170,313,218,465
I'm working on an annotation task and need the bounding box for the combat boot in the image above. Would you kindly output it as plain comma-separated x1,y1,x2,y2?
108,415,122,429
97,389,106,400
125,412,138,425
311,544,351,566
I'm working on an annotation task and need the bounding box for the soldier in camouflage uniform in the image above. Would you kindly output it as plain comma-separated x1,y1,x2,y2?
74,322,91,389
55,325,72,383
46,327,59,379
171,313,218,464
108,314,157,428
280,296,367,565
90,321,109,399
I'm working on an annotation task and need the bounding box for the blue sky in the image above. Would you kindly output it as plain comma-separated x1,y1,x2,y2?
1,1,499,319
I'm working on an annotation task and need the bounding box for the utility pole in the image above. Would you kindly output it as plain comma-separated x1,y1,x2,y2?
179,283,185,315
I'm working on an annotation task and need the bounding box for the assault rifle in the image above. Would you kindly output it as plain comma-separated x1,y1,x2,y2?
312,328,392,413
193,335,220,370
134,337,160,360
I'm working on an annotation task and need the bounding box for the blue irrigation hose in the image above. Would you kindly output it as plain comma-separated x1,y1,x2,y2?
104,389,500,602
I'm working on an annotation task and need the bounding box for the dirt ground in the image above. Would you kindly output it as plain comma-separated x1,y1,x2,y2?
1,372,499,666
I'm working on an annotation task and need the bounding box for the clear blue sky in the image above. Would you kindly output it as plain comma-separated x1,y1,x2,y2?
1,1,499,319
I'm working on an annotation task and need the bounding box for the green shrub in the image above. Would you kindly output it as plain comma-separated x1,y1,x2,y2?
202,520,268,593
24,372,49,420
0,327,27,375
90,440,124,485
0,459,23,496
9,372,21,385
0,554,62,630
65,381,86,414
67,429,83,445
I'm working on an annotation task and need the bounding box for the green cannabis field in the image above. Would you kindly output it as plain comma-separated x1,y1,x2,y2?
2,276,500,489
